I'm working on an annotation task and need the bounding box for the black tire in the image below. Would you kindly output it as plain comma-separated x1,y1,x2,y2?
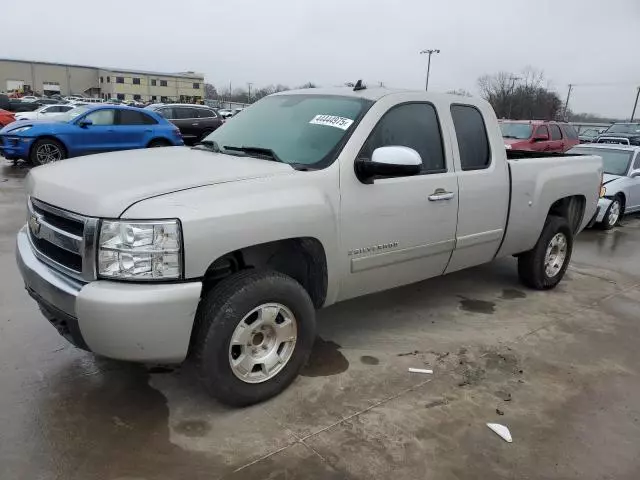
147,138,171,148
29,138,67,166
199,129,214,142
518,216,573,290
599,195,623,230
193,269,316,407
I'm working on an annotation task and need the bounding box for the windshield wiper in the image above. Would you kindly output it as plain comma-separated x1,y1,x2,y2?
223,145,284,163
194,139,221,152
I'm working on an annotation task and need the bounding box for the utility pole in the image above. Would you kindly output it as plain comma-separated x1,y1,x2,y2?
563,84,573,121
631,86,640,122
507,75,521,119
247,82,253,104
420,49,440,92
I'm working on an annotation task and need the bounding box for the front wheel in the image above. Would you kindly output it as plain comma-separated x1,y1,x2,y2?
30,138,66,165
193,270,316,406
600,196,623,230
518,216,573,290
147,139,171,148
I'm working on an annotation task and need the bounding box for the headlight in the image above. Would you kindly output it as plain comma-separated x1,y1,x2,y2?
10,126,31,134
600,186,606,197
504,144,512,150
98,220,182,280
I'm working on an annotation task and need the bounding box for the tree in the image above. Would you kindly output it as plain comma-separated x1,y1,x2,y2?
298,82,317,89
477,68,562,120
204,83,217,99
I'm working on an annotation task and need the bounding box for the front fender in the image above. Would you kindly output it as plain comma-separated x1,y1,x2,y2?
120,169,341,305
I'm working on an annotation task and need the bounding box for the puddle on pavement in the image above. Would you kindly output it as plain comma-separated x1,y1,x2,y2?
458,297,496,314
300,337,349,377
500,288,527,300
174,419,212,438
360,355,380,365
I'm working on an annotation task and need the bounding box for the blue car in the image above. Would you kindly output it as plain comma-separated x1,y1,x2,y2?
0,105,184,165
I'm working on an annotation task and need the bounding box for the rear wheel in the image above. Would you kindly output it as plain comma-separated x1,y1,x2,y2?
518,216,573,290
147,139,171,148
600,196,623,230
30,138,66,165
193,270,316,406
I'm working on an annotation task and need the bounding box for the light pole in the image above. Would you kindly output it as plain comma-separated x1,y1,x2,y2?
630,86,640,122
563,84,573,121
420,49,440,91
247,82,253,104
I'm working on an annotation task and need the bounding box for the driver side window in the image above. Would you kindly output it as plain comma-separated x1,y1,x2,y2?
536,126,549,138
634,153,640,170
83,109,115,126
359,103,446,174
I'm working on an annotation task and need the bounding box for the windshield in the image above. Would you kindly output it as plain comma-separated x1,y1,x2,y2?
55,106,90,122
569,147,632,176
605,123,640,134
203,94,373,166
500,122,533,139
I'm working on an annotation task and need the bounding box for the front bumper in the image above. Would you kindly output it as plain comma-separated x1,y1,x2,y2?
595,198,613,224
16,226,202,363
0,135,33,159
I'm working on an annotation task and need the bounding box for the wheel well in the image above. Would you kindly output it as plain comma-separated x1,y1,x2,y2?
612,192,626,214
202,238,328,309
548,195,585,233
29,136,68,158
147,137,171,147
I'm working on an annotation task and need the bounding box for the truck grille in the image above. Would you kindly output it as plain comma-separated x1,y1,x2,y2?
27,198,99,281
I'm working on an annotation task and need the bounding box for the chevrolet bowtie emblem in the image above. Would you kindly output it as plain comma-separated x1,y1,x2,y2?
29,214,41,236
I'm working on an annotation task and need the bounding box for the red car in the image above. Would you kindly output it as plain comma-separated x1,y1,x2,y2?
500,120,579,153
0,109,15,127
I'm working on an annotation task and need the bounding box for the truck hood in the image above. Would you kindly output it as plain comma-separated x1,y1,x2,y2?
27,146,295,217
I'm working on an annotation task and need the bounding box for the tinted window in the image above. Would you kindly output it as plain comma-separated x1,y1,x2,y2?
160,80,168,87
560,124,578,140
549,124,562,140
450,105,491,171
157,107,175,119
197,108,216,118
360,103,445,174
84,109,115,125
116,77,124,84
174,107,197,119
118,110,157,125
133,78,140,85
193,83,200,89
633,153,640,170
536,125,549,138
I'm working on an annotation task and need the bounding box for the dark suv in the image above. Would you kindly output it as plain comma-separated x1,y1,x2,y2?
596,123,640,146
146,104,223,144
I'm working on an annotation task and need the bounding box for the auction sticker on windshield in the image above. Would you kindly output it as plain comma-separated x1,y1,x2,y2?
309,115,354,130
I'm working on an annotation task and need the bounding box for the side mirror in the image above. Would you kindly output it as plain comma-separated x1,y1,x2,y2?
355,146,422,184
533,134,549,142
78,118,93,128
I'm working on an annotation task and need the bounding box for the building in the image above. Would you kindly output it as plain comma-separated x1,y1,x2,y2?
0,58,204,103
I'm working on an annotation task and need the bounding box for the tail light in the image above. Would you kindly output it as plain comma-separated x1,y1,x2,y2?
172,127,182,137
599,173,605,197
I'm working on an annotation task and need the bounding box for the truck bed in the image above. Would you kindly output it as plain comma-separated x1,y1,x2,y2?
497,154,602,258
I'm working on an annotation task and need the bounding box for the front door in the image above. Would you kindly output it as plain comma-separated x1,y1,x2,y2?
339,100,459,301
72,108,117,155
628,153,640,211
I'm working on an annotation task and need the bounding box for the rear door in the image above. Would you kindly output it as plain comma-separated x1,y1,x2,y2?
548,124,564,152
173,107,199,141
532,125,551,152
560,124,579,151
628,153,640,211
445,103,510,273
115,109,157,148
339,99,459,300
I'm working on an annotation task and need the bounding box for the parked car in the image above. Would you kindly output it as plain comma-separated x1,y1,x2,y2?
146,103,224,143
500,120,580,153
20,96,39,102
218,109,233,118
578,127,607,143
0,109,15,127
15,87,602,406
14,104,75,121
595,123,640,146
569,144,640,229
0,105,183,165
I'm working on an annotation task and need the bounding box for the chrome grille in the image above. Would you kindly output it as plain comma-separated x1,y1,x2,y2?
27,198,99,281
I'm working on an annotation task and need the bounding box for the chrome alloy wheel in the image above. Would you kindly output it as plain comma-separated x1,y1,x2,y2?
607,200,621,227
544,233,568,278
36,143,63,164
228,303,298,383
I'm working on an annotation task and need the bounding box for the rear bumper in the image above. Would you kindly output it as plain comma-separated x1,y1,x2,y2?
16,226,202,363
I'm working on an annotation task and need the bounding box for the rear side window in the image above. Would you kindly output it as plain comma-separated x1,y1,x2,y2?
560,124,578,140
549,124,562,140
174,107,197,119
157,107,175,119
633,153,640,170
450,105,491,171
197,108,217,118
118,110,157,125
536,125,549,137
360,103,446,174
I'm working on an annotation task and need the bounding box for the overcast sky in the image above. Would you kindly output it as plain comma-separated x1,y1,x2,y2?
4,0,640,117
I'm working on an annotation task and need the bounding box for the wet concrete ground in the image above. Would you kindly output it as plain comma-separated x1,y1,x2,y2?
1,160,640,479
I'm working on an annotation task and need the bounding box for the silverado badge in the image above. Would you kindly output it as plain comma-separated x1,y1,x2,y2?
29,214,41,236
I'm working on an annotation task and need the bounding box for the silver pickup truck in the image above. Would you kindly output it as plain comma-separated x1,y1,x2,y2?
16,87,602,405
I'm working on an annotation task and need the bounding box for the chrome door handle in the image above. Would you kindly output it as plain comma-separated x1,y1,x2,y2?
428,190,455,201
192,122,199,126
